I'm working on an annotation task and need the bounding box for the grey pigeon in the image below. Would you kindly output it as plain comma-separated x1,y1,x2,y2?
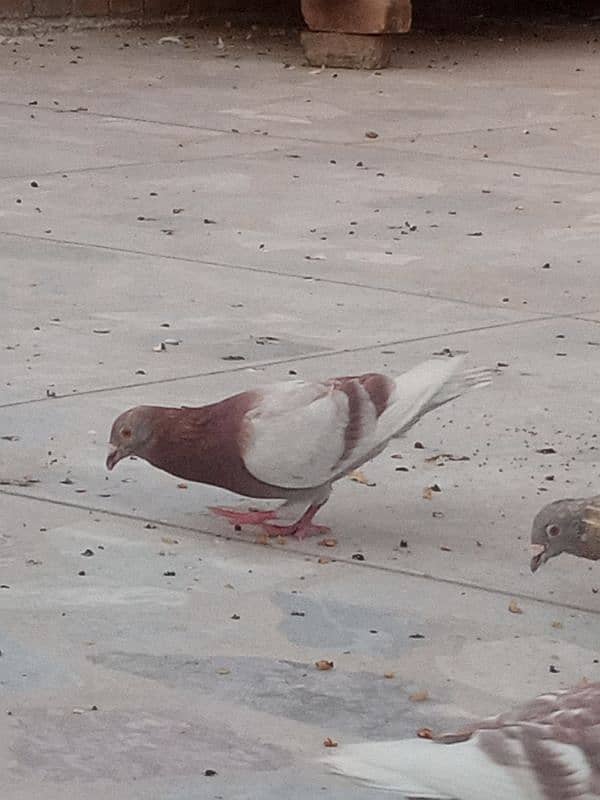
107,356,490,539
530,495,600,572
325,681,600,799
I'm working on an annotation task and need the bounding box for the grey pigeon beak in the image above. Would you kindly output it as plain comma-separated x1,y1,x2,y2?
530,543,547,573
106,445,123,471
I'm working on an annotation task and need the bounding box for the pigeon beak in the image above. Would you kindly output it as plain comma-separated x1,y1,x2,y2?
106,444,123,471
530,543,547,573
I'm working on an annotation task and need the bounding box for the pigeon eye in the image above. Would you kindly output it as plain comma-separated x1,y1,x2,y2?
546,524,560,538
120,428,132,439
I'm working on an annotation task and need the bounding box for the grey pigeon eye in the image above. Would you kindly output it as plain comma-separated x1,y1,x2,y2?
546,524,560,537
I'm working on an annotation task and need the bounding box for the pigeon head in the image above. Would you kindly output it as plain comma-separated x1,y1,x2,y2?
530,498,586,572
106,406,157,471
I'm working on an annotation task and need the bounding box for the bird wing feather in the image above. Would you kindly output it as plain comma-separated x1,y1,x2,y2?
325,684,600,800
242,357,491,491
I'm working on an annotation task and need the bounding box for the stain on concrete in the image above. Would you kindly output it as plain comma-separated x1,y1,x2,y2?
275,592,431,657
9,707,288,782
90,652,456,738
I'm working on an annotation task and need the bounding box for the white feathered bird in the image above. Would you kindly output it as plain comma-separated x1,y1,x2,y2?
325,682,600,799
106,355,491,539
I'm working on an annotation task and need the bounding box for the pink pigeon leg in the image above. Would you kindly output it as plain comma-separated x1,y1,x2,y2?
260,503,330,541
208,506,278,527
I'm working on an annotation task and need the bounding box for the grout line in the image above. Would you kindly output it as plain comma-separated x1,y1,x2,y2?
2,486,600,617
0,148,274,181
0,230,553,316
0,97,586,142
0,315,550,409
0,148,280,182
387,147,600,178
0,100,596,177
572,315,600,323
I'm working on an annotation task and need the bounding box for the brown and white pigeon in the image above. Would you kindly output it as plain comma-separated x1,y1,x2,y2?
106,356,490,539
530,495,600,572
325,681,600,799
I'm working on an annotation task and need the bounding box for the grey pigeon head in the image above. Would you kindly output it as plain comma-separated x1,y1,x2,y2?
530,496,598,572
106,405,159,470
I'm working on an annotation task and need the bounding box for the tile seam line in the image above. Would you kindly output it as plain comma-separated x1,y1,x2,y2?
0,315,562,409
0,99,589,159
387,147,600,177
0,148,284,181
0,136,593,181
0,100,574,140
0,230,555,314
1,487,597,617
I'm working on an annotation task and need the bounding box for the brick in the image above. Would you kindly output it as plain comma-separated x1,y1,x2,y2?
72,0,109,14
109,0,141,15
301,0,411,34
143,0,189,17
32,0,71,15
301,30,393,70
0,0,33,17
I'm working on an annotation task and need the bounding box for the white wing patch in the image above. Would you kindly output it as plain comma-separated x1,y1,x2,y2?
243,381,350,489
241,358,489,491
326,735,547,800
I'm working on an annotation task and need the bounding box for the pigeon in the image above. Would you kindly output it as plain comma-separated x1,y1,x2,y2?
325,681,600,799
106,355,491,539
530,495,600,572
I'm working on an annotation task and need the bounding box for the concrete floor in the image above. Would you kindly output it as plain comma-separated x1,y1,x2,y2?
1,19,600,799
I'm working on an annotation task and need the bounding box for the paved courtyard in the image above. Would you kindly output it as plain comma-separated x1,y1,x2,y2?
1,18,600,799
